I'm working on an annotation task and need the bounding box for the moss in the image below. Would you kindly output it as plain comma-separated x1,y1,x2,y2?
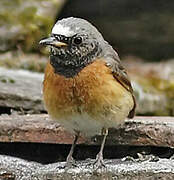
164,83,174,116
149,78,174,115
0,51,47,73
133,74,174,116
0,0,60,52
0,76,15,84
0,79,7,83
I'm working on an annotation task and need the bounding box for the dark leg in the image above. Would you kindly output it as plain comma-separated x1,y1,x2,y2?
93,128,108,168
65,131,80,167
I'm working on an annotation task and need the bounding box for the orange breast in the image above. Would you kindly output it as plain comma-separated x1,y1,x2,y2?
43,59,132,121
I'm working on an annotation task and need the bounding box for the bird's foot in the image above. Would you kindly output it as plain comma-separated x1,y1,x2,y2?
65,156,77,168
93,152,106,169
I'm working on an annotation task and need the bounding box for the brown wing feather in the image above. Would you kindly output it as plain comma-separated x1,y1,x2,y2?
104,55,136,118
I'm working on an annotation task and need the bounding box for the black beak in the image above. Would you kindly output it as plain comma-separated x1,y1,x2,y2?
39,37,68,47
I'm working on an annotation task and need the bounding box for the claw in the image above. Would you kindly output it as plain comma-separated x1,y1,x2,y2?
93,128,108,169
64,132,79,168
65,156,77,168
93,152,106,169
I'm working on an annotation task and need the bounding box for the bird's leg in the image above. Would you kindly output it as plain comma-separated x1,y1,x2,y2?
65,131,80,167
93,128,108,168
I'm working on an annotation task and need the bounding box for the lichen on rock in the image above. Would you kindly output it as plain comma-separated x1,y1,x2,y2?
125,58,174,116
0,0,64,52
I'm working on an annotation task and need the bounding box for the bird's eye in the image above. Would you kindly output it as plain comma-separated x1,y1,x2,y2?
73,36,82,45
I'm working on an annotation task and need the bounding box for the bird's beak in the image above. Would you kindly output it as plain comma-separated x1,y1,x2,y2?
39,37,68,47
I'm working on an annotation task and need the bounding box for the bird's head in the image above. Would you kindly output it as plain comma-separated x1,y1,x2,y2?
39,17,106,78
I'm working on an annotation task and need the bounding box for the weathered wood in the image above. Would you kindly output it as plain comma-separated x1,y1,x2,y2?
0,114,174,148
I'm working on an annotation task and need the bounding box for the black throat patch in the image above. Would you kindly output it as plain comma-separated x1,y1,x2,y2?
50,55,87,78
50,44,101,78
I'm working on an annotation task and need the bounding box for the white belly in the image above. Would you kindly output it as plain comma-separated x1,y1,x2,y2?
52,103,130,137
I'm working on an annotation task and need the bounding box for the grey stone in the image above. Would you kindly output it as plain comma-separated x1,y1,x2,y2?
0,155,174,180
125,59,174,116
0,67,44,112
0,0,65,52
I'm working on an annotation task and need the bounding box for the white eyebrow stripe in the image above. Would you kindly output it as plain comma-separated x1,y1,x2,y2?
51,24,75,37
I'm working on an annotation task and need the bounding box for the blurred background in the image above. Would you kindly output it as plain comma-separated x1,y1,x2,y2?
0,0,174,116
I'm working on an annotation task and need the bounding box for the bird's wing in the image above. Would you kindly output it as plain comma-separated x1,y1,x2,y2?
104,53,136,118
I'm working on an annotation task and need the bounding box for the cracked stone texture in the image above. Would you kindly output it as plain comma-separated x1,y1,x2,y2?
0,155,174,180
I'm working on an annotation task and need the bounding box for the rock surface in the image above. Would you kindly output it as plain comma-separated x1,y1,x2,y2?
125,59,174,116
0,0,65,52
0,114,174,148
0,155,174,180
0,67,44,113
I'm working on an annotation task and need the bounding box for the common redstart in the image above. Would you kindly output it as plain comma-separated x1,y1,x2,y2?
40,17,136,168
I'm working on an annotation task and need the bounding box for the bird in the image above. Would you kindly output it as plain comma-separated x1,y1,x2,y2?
39,17,136,168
